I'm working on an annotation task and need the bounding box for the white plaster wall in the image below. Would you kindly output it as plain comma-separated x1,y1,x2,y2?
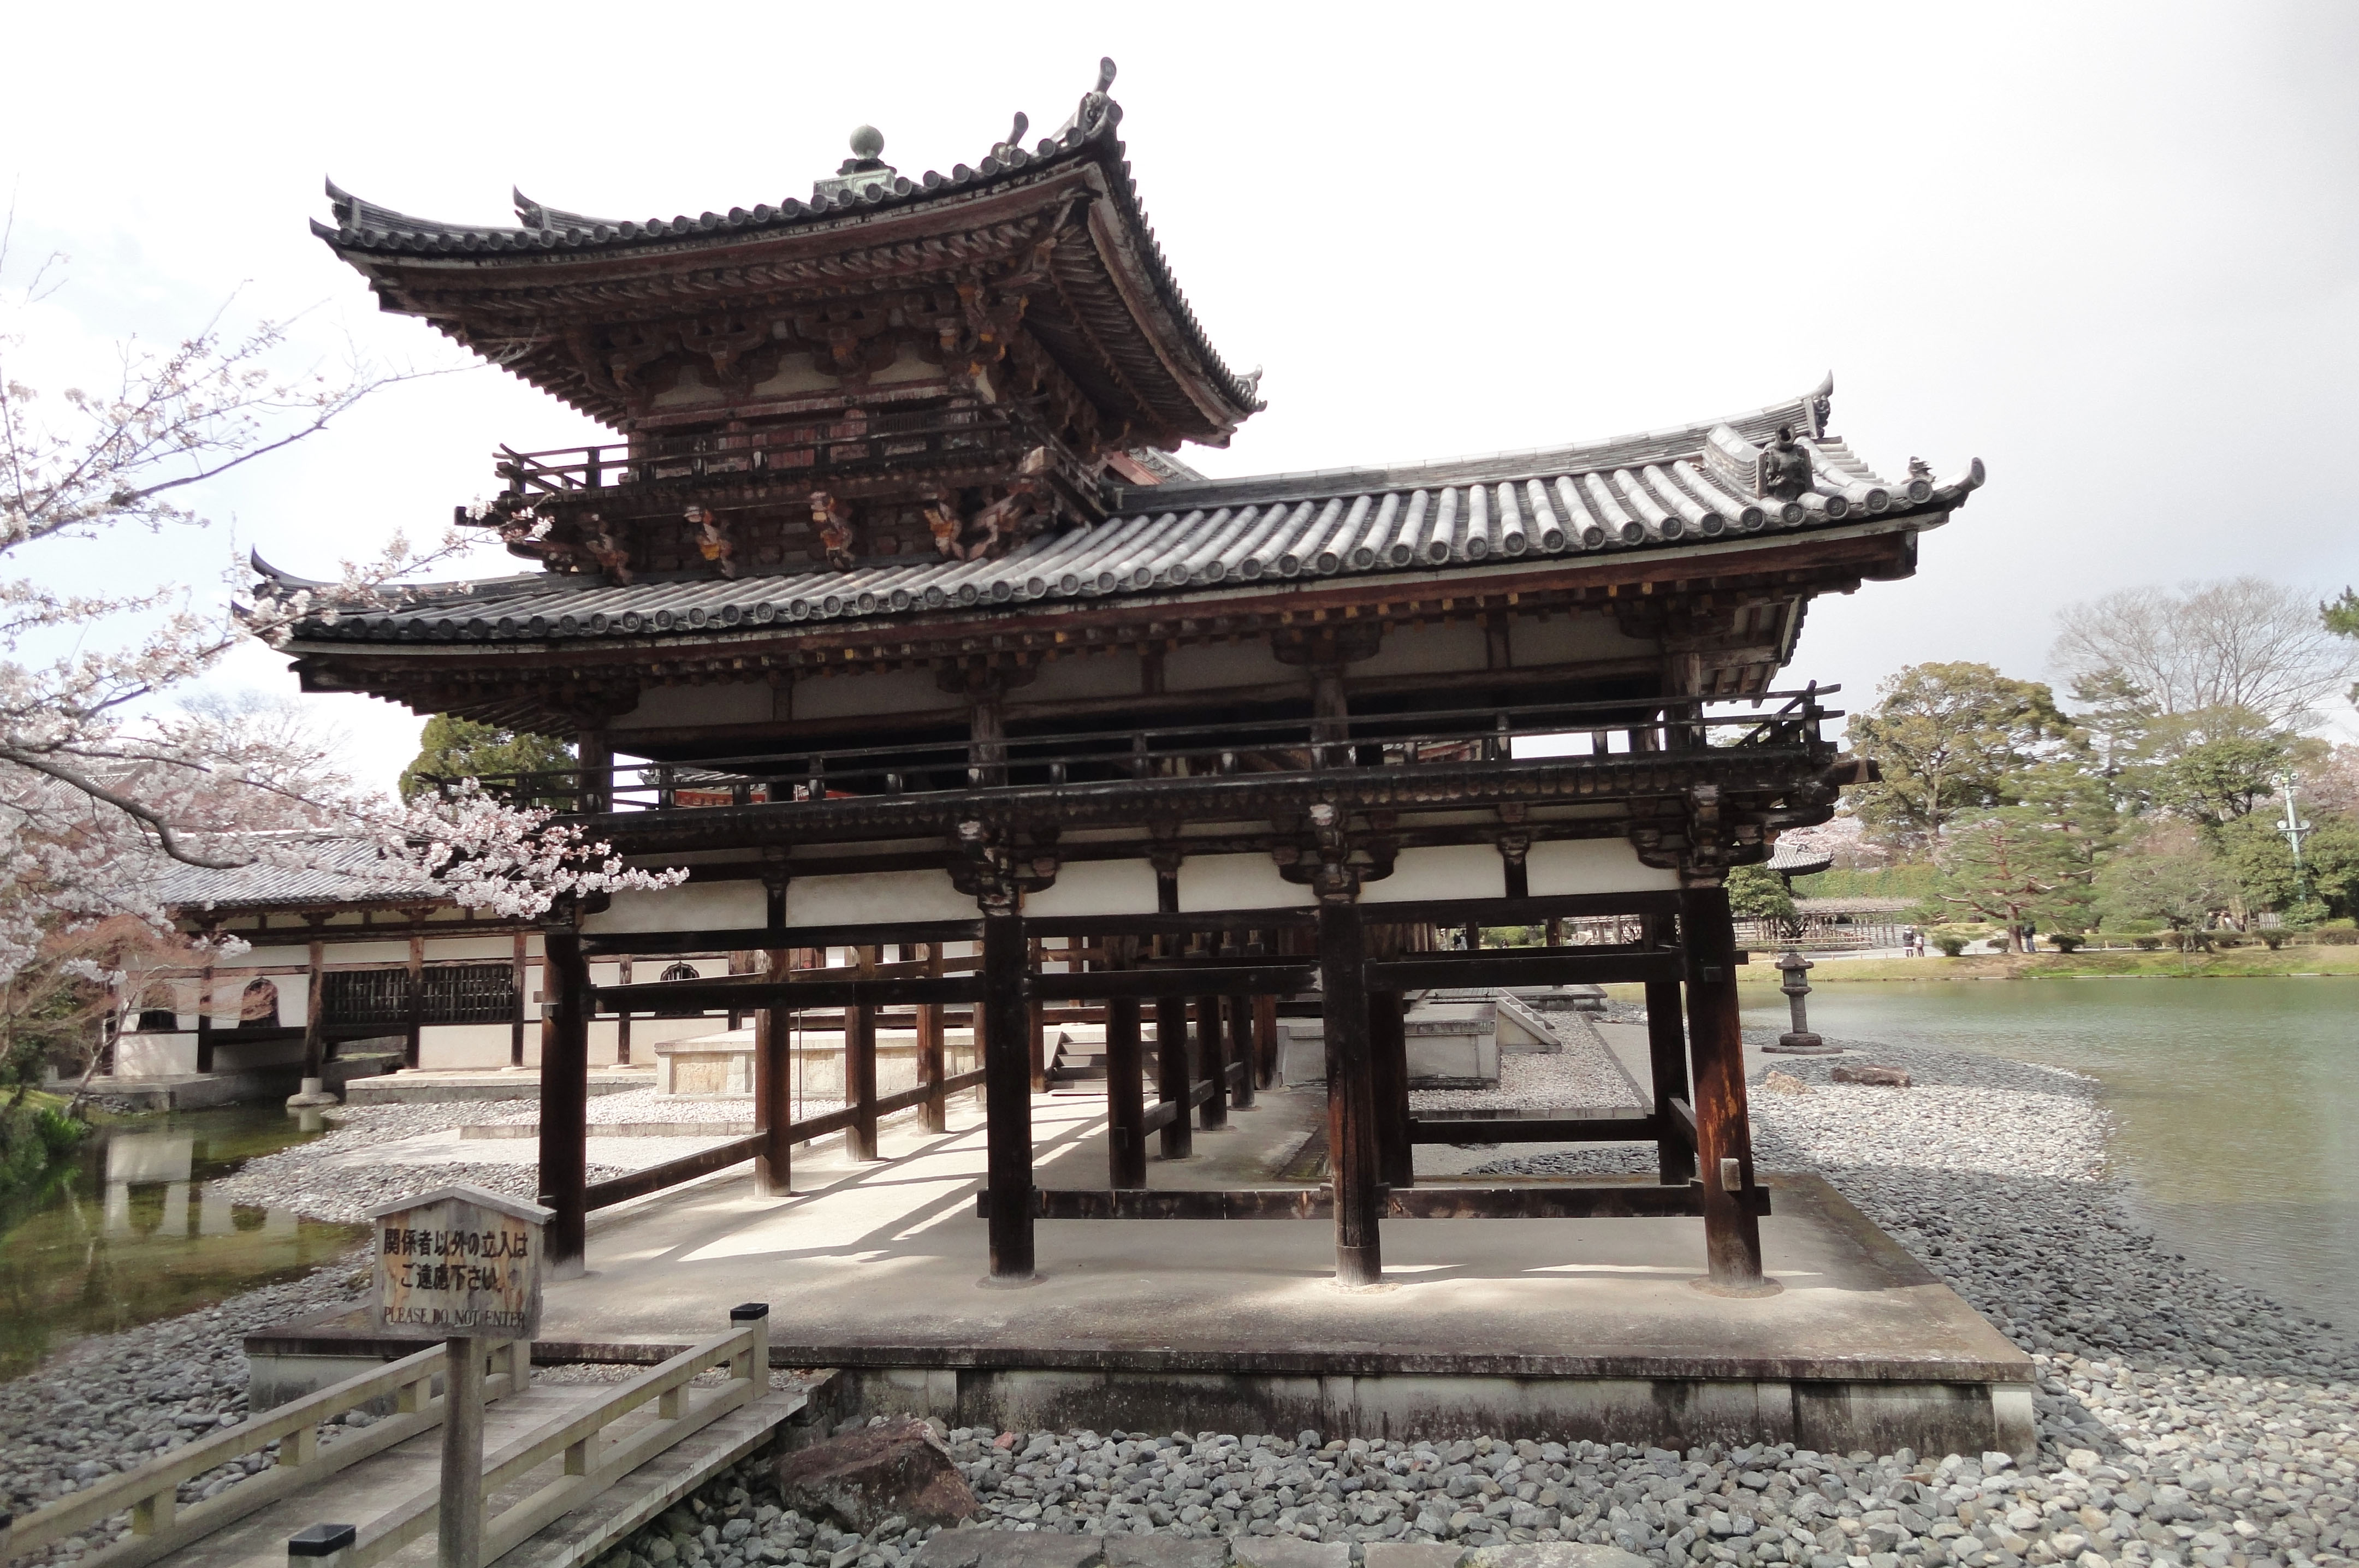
115,1032,197,1077
1349,621,1487,681
1024,860,1160,918
209,1037,305,1073
215,946,312,970
1163,640,1293,692
584,881,767,935
423,936,521,961
1525,838,1681,895
1022,651,1144,704
1176,854,1313,913
786,869,974,925
613,682,772,730
1510,611,1656,666
1361,845,1506,905
790,667,950,722
418,1024,515,1072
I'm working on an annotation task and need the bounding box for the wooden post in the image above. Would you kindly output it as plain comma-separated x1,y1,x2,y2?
1681,883,1765,1288
847,946,879,1161
575,728,612,815
538,929,591,1279
614,955,633,1066
1106,990,1146,1187
300,939,327,1084
405,934,425,1070
1253,992,1279,1089
1226,984,1255,1109
1369,989,1412,1190
982,912,1034,1281
1026,937,1048,1093
756,949,791,1196
1319,900,1382,1286
438,1338,486,1568
1154,995,1192,1159
918,943,948,1133
194,965,215,1075
1195,993,1226,1130
509,933,527,1068
1643,910,1696,1185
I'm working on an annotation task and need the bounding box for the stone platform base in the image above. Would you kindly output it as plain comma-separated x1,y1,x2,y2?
246,1090,2034,1460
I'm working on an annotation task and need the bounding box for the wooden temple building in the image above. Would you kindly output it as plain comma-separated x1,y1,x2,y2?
272,60,1984,1293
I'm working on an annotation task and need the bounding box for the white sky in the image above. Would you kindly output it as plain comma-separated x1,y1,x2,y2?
8,2,2357,789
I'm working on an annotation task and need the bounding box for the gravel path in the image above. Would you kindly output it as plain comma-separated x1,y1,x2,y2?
11,1018,2359,1568
1410,1016,1643,1113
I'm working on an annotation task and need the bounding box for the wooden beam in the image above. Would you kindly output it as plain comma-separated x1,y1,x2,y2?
578,920,980,957
1004,1184,1770,1221
585,1133,764,1211
1409,1114,1659,1144
1682,883,1765,1288
1032,964,1317,1000
594,974,981,1012
1369,950,1682,991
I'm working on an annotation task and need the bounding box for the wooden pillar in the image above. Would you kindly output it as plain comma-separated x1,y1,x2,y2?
194,965,215,1075
538,928,591,1278
576,727,612,815
755,948,791,1196
847,946,879,1161
1026,937,1048,1093
1253,993,1279,1089
509,932,528,1068
404,934,424,1070
1681,884,1764,1288
299,939,326,1080
614,955,633,1066
1195,993,1226,1130
1643,910,1696,1186
1369,988,1412,1190
1154,995,1192,1159
1226,987,1255,1109
1319,900,1381,1286
918,943,948,1133
981,911,1035,1281
1107,993,1146,1187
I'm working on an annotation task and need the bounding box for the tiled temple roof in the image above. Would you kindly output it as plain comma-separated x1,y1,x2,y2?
310,61,1264,423
149,840,442,912
272,382,1983,649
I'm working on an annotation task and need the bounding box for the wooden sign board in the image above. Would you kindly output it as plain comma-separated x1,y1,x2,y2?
366,1185,552,1340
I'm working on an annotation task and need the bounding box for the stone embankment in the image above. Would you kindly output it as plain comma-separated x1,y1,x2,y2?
7,1022,2356,1568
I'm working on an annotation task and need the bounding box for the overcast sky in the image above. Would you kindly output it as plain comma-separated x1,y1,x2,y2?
9,2,2357,788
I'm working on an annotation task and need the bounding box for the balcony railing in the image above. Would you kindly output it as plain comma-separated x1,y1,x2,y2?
426,688,1839,820
490,406,1007,498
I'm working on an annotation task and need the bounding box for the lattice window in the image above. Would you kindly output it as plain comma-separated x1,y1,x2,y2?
322,965,518,1028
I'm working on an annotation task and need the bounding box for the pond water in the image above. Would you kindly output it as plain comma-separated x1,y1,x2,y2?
0,1105,365,1381
1741,976,2359,1327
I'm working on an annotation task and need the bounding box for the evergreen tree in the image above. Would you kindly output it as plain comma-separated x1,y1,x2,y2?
398,716,575,801
1845,662,2077,854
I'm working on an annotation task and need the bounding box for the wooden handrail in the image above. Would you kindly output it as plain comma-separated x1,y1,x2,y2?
1,1340,526,1568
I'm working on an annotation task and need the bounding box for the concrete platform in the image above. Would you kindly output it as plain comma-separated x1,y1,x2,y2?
344,1066,656,1104
255,1084,2031,1458
87,1051,402,1110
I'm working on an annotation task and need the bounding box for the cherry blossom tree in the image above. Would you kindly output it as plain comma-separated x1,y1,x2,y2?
0,219,680,986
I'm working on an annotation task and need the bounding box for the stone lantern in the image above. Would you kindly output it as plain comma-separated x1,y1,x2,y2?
1765,948,1839,1054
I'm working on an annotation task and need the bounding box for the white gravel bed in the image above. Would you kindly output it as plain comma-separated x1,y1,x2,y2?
1409,1019,1643,1113
469,1088,834,1127
15,1017,2359,1568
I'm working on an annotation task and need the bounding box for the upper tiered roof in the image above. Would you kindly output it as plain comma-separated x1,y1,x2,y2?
311,59,1260,451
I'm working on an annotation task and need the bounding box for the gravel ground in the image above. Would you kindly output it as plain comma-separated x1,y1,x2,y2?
1410,1017,1644,1113
468,1088,843,1127
11,1016,2359,1568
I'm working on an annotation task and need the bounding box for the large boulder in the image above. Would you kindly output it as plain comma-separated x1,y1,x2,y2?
774,1419,980,1532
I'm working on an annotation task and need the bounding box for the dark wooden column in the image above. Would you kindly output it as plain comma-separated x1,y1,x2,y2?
299,937,327,1083
755,948,792,1196
576,727,612,815
1643,910,1696,1185
194,965,215,1076
1319,899,1382,1286
1681,883,1765,1288
1154,995,1192,1159
1026,937,1048,1092
538,928,592,1278
404,933,424,1070
981,911,1035,1281
1253,992,1279,1088
509,933,528,1068
1369,988,1413,1190
847,945,879,1160
614,955,633,1066
1226,987,1255,1109
917,943,948,1133
1195,994,1226,1131
1107,993,1146,1187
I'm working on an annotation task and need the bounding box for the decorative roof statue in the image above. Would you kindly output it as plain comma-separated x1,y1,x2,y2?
1762,426,1813,501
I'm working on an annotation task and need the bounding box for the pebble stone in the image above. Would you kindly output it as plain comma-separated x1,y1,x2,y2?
8,1019,2357,1568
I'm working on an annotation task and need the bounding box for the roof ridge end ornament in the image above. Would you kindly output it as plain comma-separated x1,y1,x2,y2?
1054,57,1121,142
989,111,1030,163
1809,370,1834,438
815,126,898,203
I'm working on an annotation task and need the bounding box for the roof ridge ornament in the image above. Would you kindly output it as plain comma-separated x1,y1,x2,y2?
814,125,899,203
1054,57,1120,141
990,111,1030,163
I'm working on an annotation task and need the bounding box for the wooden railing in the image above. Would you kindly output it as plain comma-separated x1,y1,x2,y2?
0,1340,529,1568
431,687,1841,819
321,1308,769,1568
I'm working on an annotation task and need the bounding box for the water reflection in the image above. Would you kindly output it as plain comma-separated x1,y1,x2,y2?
0,1106,365,1381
